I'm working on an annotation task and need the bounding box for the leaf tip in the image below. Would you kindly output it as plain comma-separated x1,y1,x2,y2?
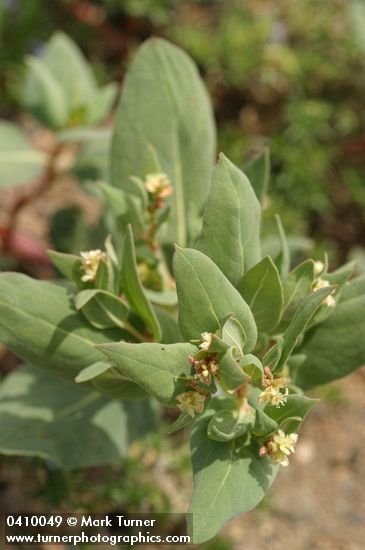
94,343,109,353
217,151,230,165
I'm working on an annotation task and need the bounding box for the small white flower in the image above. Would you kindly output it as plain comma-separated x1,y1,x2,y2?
314,260,324,275
313,278,336,307
270,387,289,407
259,386,288,408
324,294,336,307
176,391,206,417
80,249,107,282
267,429,298,467
145,173,173,198
199,332,213,351
260,368,288,407
313,278,330,290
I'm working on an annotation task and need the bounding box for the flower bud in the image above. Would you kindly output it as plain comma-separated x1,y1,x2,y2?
80,249,107,283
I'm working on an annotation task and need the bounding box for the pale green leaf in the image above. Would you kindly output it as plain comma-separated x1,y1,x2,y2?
296,293,365,388
0,365,159,469
87,83,118,125
240,354,264,387
0,121,46,188
262,337,284,371
174,247,257,351
121,225,161,341
276,285,335,372
73,129,111,182
244,148,270,203
222,317,246,352
0,273,142,399
236,256,283,333
207,408,255,442
23,56,68,129
110,38,216,246
197,153,261,284
308,261,355,329
252,408,278,438
275,214,290,278
57,127,112,143
326,261,355,287
47,250,83,287
75,289,130,330
43,31,96,113
75,361,111,383
97,341,195,404
154,307,182,344
219,347,249,392
145,288,178,307
167,412,193,434
340,274,365,302
281,260,315,321
264,394,318,432
188,398,278,543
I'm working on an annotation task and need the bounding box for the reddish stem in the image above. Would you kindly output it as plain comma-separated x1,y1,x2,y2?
1,142,64,255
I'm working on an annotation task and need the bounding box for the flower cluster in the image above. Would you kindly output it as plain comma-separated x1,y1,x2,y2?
259,366,288,408
176,391,206,417
260,429,298,467
189,353,219,385
175,333,218,417
145,172,173,207
80,249,107,283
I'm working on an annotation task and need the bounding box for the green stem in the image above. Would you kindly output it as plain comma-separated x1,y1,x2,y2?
123,321,146,343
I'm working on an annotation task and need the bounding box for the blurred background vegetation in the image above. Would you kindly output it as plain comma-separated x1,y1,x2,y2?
1,0,365,547
1,0,365,266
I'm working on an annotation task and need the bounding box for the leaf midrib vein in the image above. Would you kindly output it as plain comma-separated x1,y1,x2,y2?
155,45,186,246
180,252,221,329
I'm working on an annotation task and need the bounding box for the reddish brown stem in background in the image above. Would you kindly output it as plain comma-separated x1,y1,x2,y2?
1,142,64,255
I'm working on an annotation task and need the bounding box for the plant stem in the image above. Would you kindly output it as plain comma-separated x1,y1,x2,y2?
2,141,65,254
142,197,176,290
123,321,146,343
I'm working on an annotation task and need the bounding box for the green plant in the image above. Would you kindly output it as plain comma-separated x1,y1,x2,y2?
0,38,364,544
3,1,365,262
0,31,116,264
168,0,365,255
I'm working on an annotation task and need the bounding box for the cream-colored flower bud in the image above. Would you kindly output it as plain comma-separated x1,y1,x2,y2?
314,260,324,275
199,332,213,351
145,173,173,198
80,249,107,283
312,278,336,307
313,278,330,291
325,294,336,307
